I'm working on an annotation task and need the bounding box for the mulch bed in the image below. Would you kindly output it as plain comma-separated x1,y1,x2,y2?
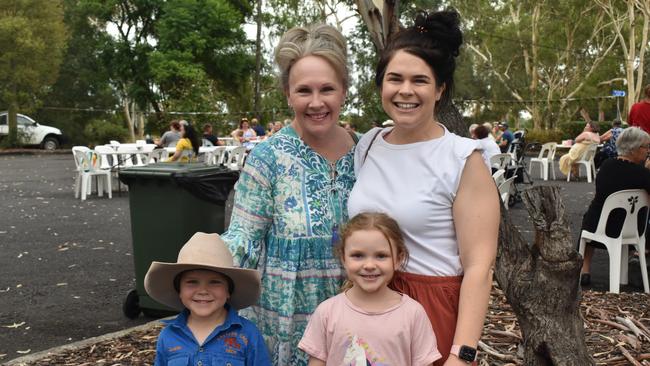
10,285,650,365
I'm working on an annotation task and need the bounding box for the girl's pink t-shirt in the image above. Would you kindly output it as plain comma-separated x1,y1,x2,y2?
298,292,441,365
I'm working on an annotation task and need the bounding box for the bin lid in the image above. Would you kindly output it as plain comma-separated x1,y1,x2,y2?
119,163,239,204
118,162,220,178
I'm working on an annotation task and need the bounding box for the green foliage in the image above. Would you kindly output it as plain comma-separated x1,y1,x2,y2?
83,119,129,147
33,0,119,147
557,121,588,140
525,129,565,144
0,0,68,145
152,0,254,101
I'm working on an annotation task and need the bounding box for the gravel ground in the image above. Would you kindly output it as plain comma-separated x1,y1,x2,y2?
0,154,150,362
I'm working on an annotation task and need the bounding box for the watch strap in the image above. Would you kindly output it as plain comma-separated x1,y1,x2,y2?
450,344,461,356
450,344,477,362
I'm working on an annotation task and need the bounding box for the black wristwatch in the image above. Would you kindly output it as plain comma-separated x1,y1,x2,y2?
450,344,477,363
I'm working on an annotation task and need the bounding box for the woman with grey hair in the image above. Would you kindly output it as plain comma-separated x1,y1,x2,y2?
579,127,650,285
221,23,356,365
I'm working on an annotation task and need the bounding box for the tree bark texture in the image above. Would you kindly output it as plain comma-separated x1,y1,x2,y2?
437,103,468,137
495,185,594,366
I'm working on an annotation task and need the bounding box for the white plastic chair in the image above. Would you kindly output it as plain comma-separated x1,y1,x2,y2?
151,148,168,163
529,142,557,181
226,146,247,170
137,144,156,165
492,169,506,187
497,176,516,210
72,148,112,201
490,153,513,171
566,144,598,183
203,147,226,165
578,189,649,294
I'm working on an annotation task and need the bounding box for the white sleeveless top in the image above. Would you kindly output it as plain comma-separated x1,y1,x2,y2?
348,126,479,276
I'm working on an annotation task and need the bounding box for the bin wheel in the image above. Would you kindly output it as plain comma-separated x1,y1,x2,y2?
123,289,141,319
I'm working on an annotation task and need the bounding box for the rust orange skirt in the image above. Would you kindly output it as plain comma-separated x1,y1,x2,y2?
390,271,476,366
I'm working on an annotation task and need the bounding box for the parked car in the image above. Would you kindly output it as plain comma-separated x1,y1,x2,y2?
0,112,64,150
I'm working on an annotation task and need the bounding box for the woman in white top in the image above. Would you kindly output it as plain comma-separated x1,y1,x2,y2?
348,10,499,366
473,124,501,166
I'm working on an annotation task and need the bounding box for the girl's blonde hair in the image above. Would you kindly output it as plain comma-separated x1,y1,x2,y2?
336,212,409,291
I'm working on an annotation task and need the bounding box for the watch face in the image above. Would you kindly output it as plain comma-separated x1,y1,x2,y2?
459,346,477,361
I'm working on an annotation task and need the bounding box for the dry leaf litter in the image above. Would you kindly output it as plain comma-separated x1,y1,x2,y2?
9,284,649,366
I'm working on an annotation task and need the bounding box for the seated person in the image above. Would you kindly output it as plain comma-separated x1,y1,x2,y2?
167,123,200,162
579,127,650,285
202,123,221,146
473,124,501,168
496,122,514,153
559,121,600,177
595,120,623,168
157,120,182,148
145,232,270,365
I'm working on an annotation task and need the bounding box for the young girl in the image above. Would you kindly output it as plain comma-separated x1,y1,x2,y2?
299,213,441,365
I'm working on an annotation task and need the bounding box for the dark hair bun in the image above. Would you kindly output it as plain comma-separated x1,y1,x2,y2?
414,9,462,57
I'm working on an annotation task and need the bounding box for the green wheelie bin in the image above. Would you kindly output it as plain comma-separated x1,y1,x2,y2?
118,162,239,318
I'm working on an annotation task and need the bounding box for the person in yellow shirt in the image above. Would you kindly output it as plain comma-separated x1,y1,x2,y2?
167,121,200,162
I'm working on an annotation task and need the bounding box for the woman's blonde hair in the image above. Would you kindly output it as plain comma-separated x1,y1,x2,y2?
274,24,349,92
336,212,409,291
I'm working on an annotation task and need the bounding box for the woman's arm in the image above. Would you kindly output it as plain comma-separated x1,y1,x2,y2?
600,129,612,142
167,148,181,162
575,131,598,143
448,152,499,365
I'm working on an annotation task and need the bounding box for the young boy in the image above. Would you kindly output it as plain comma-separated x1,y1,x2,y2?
145,232,270,365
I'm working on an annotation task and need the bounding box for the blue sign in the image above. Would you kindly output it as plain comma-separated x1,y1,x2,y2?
612,90,626,97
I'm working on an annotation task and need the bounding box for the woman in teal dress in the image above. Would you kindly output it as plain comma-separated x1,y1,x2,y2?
221,24,355,366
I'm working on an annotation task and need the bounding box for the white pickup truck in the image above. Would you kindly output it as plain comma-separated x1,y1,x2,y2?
0,112,64,150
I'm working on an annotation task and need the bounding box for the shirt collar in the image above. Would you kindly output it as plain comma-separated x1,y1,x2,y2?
164,304,243,331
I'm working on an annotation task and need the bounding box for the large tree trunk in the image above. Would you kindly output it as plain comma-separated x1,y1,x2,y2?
495,185,594,365
437,103,468,137
7,103,18,147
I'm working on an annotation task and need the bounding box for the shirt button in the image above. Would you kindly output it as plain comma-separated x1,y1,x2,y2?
199,347,204,352
226,363,232,366
197,362,202,366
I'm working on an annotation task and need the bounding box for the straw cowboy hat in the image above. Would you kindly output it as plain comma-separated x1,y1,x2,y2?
144,232,261,310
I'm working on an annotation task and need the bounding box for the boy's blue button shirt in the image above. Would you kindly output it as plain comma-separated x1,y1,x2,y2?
154,306,271,366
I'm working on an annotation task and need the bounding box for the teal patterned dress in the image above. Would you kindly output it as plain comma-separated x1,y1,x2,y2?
221,126,355,366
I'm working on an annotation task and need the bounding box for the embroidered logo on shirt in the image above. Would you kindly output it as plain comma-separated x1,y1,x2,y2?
168,345,182,352
218,331,247,355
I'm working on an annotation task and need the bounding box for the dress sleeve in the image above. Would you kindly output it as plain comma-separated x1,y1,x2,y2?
298,303,329,362
410,302,442,365
221,146,274,269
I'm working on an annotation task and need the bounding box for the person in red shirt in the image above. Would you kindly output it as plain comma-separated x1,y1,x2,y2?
629,84,650,132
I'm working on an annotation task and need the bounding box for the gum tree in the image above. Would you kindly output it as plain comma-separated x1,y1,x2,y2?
0,0,68,146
